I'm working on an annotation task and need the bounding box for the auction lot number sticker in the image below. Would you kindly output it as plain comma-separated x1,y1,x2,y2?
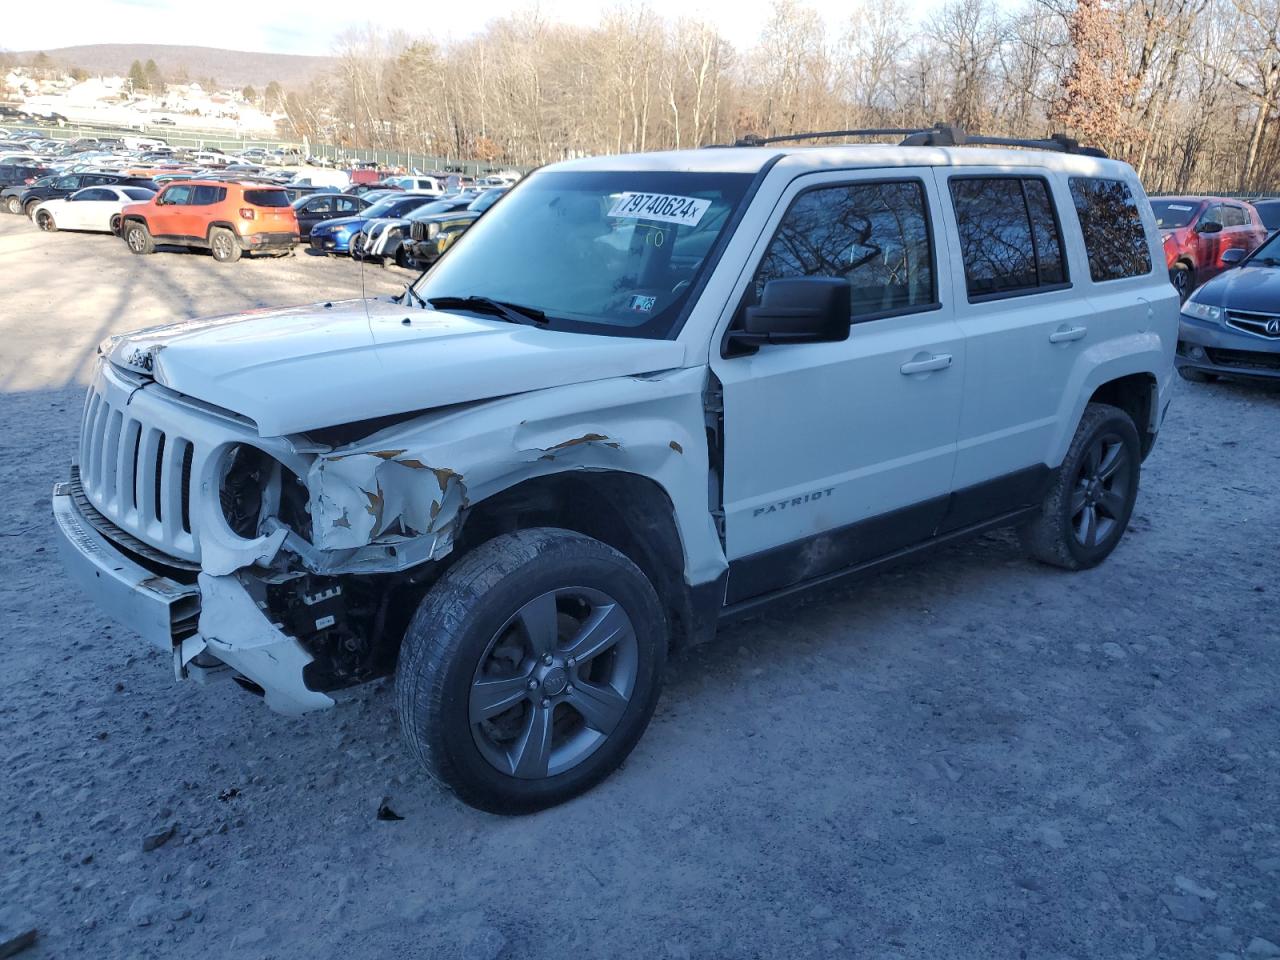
609,192,711,226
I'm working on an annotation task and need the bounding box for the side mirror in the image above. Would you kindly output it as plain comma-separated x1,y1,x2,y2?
730,277,852,352
1197,221,1223,235
1220,247,1247,268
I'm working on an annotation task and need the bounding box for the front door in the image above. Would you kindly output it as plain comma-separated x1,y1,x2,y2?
711,171,964,604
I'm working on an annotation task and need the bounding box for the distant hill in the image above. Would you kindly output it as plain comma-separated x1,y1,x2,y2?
9,44,335,90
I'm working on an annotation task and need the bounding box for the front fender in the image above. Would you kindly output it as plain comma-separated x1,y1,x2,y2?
304,366,726,586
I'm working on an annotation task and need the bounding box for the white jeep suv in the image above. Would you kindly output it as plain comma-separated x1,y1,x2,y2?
53,129,1178,812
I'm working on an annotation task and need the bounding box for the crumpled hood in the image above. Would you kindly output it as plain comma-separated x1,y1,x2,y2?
1190,264,1280,312
104,299,686,437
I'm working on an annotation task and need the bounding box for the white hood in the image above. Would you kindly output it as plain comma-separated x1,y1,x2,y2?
105,299,686,437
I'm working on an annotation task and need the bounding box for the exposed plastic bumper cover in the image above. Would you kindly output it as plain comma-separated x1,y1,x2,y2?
52,481,333,715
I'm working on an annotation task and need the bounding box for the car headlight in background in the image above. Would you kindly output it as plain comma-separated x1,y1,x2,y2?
1181,300,1221,323
427,222,441,239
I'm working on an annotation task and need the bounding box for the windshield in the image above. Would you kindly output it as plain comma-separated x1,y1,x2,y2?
1152,200,1200,229
469,189,505,212
1248,232,1280,264
1255,202,1280,232
412,170,753,338
362,196,405,218
408,199,460,220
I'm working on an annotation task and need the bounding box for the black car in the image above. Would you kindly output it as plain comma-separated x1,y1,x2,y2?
0,166,55,213
1253,199,1280,232
405,188,507,266
10,172,158,217
291,192,369,239
1176,229,1280,382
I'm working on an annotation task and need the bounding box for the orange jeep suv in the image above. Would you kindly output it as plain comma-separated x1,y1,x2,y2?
119,180,299,262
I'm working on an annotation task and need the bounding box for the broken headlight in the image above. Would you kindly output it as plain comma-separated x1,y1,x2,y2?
219,445,312,542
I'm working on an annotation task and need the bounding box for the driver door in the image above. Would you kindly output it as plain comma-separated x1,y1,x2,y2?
710,170,965,604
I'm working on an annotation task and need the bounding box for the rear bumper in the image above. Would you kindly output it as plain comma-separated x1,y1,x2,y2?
52,480,333,715
1177,315,1280,379
241,231,298,252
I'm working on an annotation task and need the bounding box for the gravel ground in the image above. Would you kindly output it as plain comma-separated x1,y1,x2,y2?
1,215,1278,960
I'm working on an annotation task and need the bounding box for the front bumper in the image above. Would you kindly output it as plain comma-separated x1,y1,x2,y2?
308,233,348,254
52,480,333,715
1177,315,1280,379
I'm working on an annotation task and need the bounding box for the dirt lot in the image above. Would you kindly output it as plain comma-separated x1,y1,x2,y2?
1,214,1278,960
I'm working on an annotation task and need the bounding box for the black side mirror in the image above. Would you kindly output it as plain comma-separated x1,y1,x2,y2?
1197,221,1223,235
728,277,852,353
1220,247,1247,267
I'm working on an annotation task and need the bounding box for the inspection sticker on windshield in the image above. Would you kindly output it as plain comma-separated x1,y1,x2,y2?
609,192,711,226
1167,204,1194,211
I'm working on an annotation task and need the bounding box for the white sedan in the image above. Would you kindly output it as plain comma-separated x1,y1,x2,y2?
32,185,156,234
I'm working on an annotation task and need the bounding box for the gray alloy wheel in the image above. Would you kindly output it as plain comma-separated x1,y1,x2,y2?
35,209,55,231
1069,432,1132,550
469,586,639,779
6,195,21,215
1170,264,1192,302
125,223,153,255
210,228,240,263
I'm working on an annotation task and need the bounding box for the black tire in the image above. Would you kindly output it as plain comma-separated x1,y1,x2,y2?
23,198,41,219
394,244,412,269
1019,403,1141,571
1178,366,1217,383
397,528,667,814
349,231,366,259
5,195,21,215
124,221,154,255
209,227,241,263
35,209,56,231
109,213,122,235
1170,264,1193,303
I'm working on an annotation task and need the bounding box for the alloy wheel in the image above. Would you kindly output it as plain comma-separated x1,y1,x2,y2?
213,233,233,260
469,587,638,780
1070,432,1131,548
127,228,145,252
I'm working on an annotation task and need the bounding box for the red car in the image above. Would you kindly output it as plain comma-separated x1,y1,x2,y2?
1151,196,1268,301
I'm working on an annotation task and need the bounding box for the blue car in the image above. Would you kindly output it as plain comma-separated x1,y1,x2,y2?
308,193,441,255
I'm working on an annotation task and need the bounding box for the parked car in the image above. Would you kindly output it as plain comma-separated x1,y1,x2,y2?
350,181,402,196
119,180,298,262
0,163,53,201
385,175,444,193
54,131,1178,813
1252,198,1280,232
307,193,440,255
9,172,154,217
358,194,477,266
1176,228,1280,382
284,184,340,203
404,188,507,267
292,192,369,239
32,185,156,234
151,116,176,126
1150,196,1268,301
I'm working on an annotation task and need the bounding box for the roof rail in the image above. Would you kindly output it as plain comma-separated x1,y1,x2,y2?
717,123,1108,158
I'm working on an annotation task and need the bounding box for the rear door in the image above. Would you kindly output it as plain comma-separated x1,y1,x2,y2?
933,169,1078,518
712,170,965,603
185,184,225,240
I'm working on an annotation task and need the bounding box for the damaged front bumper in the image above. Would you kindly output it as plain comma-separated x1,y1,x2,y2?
52,480,334,715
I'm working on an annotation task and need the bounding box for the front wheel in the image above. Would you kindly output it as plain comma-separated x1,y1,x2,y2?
396,528,667,814
1019,403,1141,570
6,195,21,215
124,222,154,255
109,213,122,235
1170,264,1193,303
35,209,56,231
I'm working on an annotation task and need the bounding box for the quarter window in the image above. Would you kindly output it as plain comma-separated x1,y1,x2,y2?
190,185,225,205
754,180,937,321
77,188,114,202
949,176,1068,298
1068,177,1153,282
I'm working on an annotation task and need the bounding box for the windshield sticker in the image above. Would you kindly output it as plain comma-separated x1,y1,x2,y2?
609,192,711,226
628,294,657,313
1166,204,1194,211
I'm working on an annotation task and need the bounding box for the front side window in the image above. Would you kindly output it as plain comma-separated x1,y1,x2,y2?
1068,177,1153,282
412,169,753,338
950,176,1068,298
1199,205,1223,230
753,180,936,320
161,184,193,205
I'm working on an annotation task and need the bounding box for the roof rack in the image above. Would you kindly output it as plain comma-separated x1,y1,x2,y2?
722,123,1108,158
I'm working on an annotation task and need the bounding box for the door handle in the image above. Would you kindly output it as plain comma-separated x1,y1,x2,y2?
1049,325,1087,343
900,353,953,375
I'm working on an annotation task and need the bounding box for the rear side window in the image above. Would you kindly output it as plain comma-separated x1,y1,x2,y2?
1068,178,1153,282
77,188,115,201
1222,205,1249,228
191,185,226,205
949,176,1068,299
754,179,937,321
244,189,289,207
122,187,156,201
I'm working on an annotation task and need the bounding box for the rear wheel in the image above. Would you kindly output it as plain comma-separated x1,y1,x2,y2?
1019,403,1141,571
109,213,122,235
6,195,21,215
35,209,56,232
1170,264,1193,303
209,227,241,263
397,528,667,814
124,222,154,255
23,198,41,218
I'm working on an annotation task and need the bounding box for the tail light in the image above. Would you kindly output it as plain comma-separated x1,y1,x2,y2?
239,207,255,220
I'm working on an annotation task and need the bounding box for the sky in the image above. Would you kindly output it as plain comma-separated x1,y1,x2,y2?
17,0,963,58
